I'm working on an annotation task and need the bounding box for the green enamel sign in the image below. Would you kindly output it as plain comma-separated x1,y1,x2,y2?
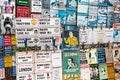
17,0,30,6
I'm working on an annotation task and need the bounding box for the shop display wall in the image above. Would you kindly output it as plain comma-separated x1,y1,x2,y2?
0,0,120,80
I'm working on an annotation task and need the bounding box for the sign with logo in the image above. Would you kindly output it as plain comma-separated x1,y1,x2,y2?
35,73,51,80
16,18,38,28
17,74,34,80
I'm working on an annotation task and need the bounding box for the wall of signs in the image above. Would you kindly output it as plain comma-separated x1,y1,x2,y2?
0,0,120,80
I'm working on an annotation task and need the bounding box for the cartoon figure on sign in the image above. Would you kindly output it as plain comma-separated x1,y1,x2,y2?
101,67,106,75
64,31,78,46
0,15,14,34
67,58,77,69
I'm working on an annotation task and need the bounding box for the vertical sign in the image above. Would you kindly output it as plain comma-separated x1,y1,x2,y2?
31,0,42,13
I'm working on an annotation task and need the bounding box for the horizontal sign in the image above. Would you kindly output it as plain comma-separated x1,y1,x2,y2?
35,73,51,80
4,56,12,63
35,62,52,73
15,18,38,27
4,62,12,67
39,36,61,45
31,14,42,18
16,52,34,63
17,0,30,6
38,27,60,36
16,37,38,47
16,6,30,18
1,6,14,14
17,74,34,80
17,63,34,74
16,28,35,37
35,51,51,62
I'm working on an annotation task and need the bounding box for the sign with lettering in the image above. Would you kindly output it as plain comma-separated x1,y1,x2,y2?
16,52,34,63
35,62,52,73
16,6,30,18
17,63,34,74
17,0,30,6
35,51,51,62
17,74,34,80
31,0,42,13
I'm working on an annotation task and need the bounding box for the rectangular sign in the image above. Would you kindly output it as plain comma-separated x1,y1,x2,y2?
4,56,12,63
35,62,52,73
63,51,80,74
12,66,16,76
17,0,30,6
15,18,38,27
1,14,15,34
17,63,34,74
63,74,80,80
31,0,42,13
16,37,38,47
4,35,12,46
42,0,50,9
0,35,4,46
4,46,12,56
17,74,34,80
11,35,16,45
1,6,14,14
80,64,90,80
16,6,30,18
16,51,34,63
35,51,51,62
35,73,51,80
5,67,12,78
0,68,5,79
0,57,4,68
0,47,4,57
52,68,62,80
31,14,42,18
52,51,62,67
